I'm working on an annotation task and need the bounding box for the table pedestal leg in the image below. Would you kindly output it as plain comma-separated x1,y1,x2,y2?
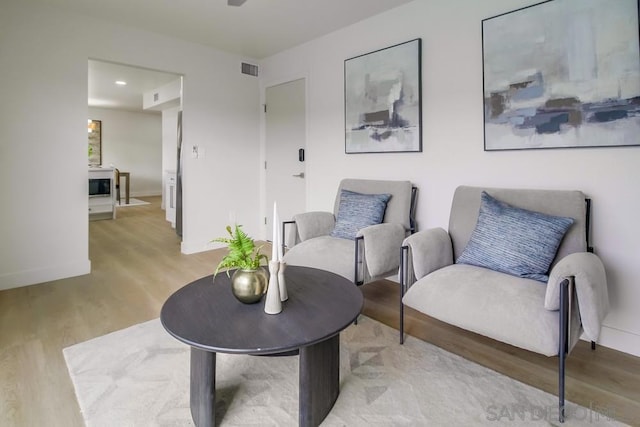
190,348,216,427
299,335,340,427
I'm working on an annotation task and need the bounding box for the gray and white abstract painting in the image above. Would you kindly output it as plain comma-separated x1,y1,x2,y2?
345,39,422,153
482,0,640,150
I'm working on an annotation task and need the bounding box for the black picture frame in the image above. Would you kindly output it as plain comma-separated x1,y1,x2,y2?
344,38,422,154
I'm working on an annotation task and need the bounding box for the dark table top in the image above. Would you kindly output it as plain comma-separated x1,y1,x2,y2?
160,266,363,355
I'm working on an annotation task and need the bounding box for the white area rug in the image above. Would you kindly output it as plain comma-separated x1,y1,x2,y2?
115,198,150,207
63,317,625,426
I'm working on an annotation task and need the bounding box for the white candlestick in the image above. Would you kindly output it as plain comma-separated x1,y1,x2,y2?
272,202,278,261
264,260,282,314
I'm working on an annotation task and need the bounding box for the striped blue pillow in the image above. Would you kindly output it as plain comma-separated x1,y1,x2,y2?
456,192,574,282
330,190,391,240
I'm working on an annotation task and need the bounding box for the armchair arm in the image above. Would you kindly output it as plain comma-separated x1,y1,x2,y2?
291,211,335,242
545,252,609,342
402,227,453,282
356,222,405,278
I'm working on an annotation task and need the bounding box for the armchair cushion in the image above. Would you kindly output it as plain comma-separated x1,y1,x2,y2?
282,236,354,281
402,264,563,356
456,191,574,282
330,190,391,240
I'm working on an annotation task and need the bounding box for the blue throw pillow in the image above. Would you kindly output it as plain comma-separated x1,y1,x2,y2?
456,191,574,282
330,190,391,240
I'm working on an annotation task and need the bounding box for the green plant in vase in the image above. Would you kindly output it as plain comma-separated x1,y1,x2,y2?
212,224,268,304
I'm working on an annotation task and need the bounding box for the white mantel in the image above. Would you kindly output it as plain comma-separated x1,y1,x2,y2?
89,167,116,220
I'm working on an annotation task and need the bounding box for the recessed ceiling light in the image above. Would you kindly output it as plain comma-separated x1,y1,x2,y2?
115,80,127,86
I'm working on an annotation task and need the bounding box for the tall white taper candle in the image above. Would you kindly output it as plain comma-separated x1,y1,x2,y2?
271,202,278,261
276,210,283,261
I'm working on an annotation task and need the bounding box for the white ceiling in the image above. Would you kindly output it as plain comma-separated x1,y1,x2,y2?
88,60,181,112
51,0,414,59
78,0,412,112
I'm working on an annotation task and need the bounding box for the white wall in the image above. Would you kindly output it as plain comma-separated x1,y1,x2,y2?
0,1,90,289
88,107,162,197
0,0,260,290
259,0,640,356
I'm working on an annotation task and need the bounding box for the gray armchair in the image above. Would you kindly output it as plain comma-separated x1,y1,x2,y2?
399,186,609,422
283,179,417,285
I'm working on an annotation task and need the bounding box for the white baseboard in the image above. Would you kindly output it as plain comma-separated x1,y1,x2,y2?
597,325,640,358
181,239,222,255
130,191,162,198
0,259,91,291
385,274,400,283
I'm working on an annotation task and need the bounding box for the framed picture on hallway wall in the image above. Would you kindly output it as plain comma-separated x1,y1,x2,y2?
344,38,422,154
88,119,102,165
482,0,640,151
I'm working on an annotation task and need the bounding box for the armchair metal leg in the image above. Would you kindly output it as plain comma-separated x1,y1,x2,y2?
400,303,404,344
399,246,409,345
354,236,364,286
591,341,596,350
558,278,571,423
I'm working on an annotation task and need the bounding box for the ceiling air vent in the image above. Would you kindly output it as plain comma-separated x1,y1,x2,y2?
241,62,258,77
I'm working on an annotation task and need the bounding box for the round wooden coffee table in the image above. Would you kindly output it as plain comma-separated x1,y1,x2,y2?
160,265,363,427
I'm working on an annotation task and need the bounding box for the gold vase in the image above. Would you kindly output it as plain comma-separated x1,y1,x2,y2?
231,268,268,304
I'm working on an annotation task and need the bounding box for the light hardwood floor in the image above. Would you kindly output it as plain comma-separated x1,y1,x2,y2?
0,196,638,426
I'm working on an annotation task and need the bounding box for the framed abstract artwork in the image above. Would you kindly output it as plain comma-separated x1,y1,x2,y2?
482,0,640,150
345,38,422,153
88,119,102,165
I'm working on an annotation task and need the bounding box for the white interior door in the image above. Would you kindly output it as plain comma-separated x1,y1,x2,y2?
265,78,306,244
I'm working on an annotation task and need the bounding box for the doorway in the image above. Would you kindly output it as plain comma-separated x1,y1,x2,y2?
265,78,307,242
87,59,182,210
87,59,183,259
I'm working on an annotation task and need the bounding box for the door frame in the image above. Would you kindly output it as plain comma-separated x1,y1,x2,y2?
260,73,309,240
